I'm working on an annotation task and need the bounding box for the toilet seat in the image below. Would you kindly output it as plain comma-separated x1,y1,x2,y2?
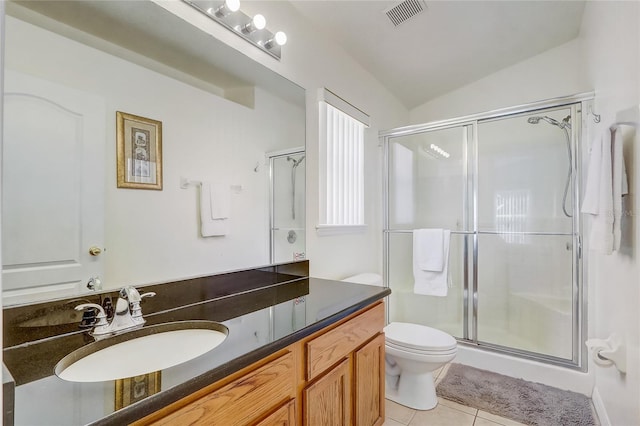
386,340,457,358
384,322,456,352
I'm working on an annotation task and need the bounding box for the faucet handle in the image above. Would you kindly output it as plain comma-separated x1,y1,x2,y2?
130,292,156,324
75,303,108,327
120,286,141,302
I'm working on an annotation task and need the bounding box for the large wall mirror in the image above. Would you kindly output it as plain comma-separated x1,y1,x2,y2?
2,0,306,306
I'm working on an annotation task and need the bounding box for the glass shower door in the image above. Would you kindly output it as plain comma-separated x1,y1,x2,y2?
383,97,587,368
386,124,473,339
476,107,578,360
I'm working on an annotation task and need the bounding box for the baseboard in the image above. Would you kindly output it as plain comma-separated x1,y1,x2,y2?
592,386,611,426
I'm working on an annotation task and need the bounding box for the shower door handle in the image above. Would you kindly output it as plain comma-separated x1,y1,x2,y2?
577,235,582,259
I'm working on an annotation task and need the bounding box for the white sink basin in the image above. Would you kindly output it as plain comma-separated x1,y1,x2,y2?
55,320,228,382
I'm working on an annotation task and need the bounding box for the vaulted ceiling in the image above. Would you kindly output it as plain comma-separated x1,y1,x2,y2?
289,0,586,109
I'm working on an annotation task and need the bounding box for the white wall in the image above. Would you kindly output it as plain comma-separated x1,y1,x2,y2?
5,16,305,289
156,1,409,281
579,2,640,425
409,38,590,124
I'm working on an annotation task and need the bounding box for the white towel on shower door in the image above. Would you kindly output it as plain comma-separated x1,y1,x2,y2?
413,229,445,271
413,229,451,296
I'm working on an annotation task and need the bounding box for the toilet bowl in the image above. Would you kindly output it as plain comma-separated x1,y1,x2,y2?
340,273,457,410
384,322,457,410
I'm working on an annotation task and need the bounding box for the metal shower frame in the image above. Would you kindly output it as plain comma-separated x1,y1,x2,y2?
380,92,595,371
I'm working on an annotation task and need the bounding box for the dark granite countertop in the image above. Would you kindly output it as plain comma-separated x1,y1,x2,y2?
3,264,390,426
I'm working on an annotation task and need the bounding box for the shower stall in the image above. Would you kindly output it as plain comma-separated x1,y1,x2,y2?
381,94,593,369
269,148,306,263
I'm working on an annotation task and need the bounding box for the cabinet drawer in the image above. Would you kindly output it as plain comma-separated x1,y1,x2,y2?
254,399,295,426
151,351,295,425
306,302,384,380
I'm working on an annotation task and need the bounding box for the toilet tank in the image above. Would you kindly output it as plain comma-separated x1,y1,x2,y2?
341,273,383,286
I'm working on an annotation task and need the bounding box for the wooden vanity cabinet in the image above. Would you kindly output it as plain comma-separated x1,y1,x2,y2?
255,399,296,426
354,333,385,426
135,301,385,426
303,357,351,425
136,350,296,426
302,302,385,426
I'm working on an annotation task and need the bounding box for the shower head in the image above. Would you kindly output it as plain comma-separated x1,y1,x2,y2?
527,115,571,129
287,155,305,168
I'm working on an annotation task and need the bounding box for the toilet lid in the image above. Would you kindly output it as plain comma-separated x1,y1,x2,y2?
384,322,457,352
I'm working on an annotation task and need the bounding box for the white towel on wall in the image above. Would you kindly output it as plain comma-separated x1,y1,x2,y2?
413,229,451,296
200,182,230,237
581,129,628,254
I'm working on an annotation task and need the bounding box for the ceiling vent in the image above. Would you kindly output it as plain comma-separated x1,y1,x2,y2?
385,0,427,27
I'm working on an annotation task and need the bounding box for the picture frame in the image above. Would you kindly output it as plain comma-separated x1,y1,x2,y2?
115,371,162,410
116,111,163,190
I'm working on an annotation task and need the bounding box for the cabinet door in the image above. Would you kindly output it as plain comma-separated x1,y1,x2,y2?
303,358,351,426
355,333,385,426
255,399,295,426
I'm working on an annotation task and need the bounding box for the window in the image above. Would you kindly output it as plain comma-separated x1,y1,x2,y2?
317,89,370,235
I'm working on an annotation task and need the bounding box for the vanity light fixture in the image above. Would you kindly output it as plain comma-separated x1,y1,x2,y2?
184,0,288,60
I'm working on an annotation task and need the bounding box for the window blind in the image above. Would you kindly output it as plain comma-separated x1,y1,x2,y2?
323,102,364,226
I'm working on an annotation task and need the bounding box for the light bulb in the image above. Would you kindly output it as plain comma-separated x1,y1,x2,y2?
274,31,287,46
252,14,266,30
241,14,266,34
212,0,240,16
225,0,240,12
264,31,287,49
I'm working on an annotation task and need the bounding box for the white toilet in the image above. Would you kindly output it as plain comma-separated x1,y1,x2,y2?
342,273,457,411
384,322,457,410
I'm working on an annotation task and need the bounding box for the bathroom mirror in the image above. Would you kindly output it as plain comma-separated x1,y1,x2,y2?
2,0,306,305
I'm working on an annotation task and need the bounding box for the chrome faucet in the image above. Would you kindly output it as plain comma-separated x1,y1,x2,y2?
75,286,156,339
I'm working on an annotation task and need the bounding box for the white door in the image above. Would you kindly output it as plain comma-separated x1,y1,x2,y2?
2,70,106,304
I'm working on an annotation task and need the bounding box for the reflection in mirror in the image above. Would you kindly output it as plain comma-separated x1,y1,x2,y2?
268,148,306,264
2,0,306,306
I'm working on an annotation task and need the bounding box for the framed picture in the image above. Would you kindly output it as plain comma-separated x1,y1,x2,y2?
116,111,163,190
115,371,162,410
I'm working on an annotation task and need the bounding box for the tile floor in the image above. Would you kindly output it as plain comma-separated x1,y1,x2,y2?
383,397,528,426
383,365,530,426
